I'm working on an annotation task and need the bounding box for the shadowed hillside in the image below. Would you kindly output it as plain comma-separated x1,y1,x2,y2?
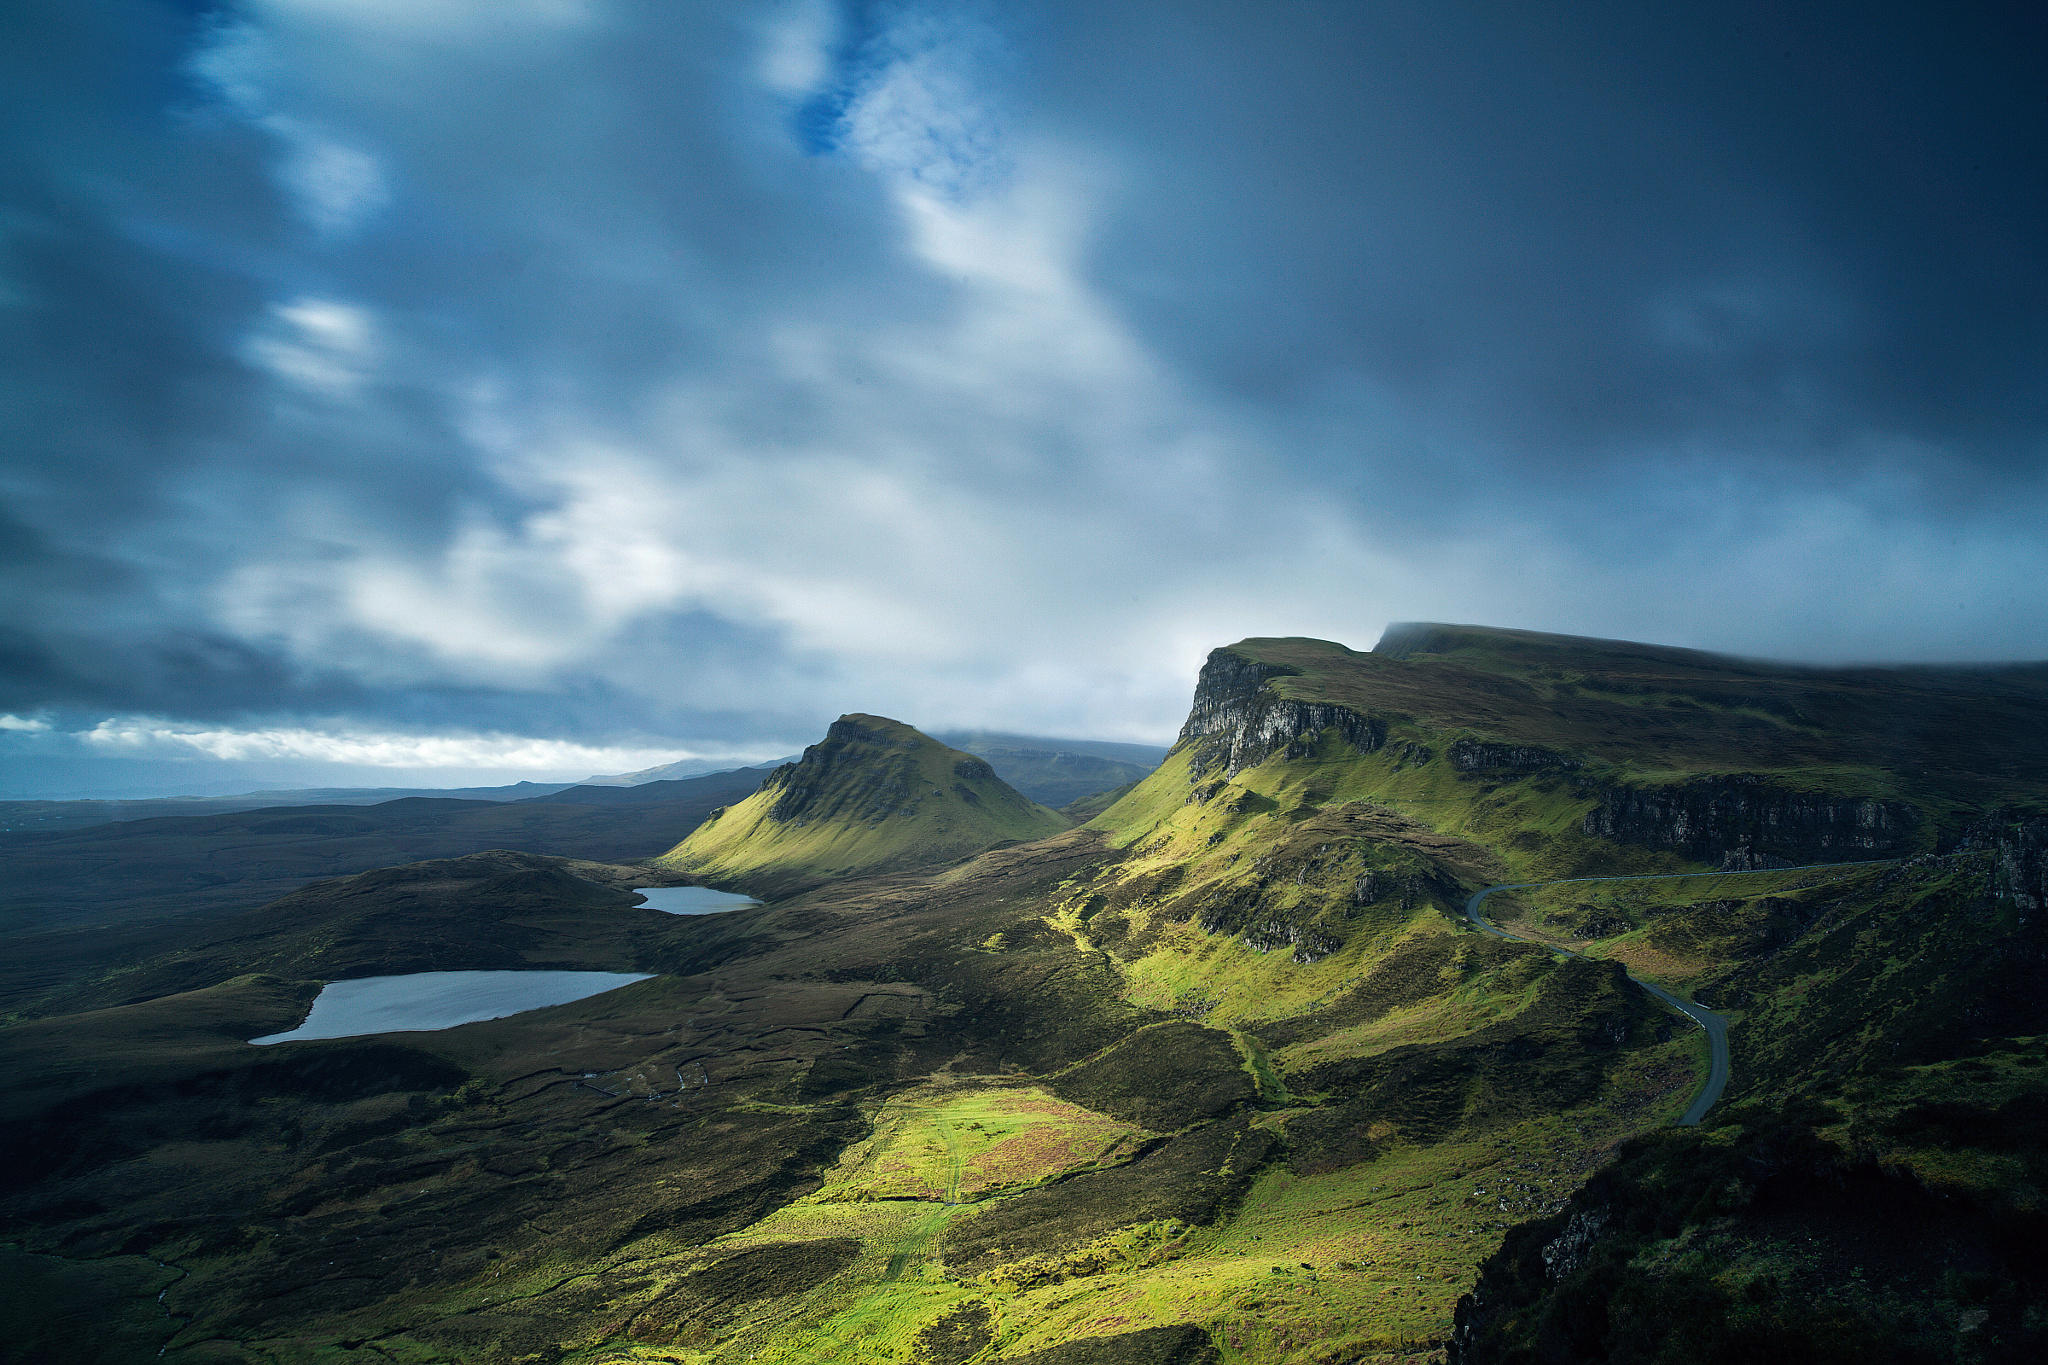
4,628,2047,1363
0,766,780,935
938,731,1167,808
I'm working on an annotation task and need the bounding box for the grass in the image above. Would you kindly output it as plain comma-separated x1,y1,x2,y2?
619,1036,1705,1365
1230,628,2048,812
14,627,2045,1362
1488,863,1896,987
815,1082,1149,1203
658,715,1070,893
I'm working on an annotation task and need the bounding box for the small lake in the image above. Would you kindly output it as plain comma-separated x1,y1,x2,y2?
635,886,762,915
250,970,654,1045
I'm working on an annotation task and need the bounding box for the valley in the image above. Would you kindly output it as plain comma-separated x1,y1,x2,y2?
3,625,2046,1363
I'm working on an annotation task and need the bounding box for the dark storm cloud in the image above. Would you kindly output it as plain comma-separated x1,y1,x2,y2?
1,0,2044,796
1044,1,2047,486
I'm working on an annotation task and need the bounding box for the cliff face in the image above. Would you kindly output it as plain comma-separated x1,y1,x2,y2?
1582,776,1918,869
1178,648,1385,777
1993,817,2048,922
1447,739,1581,773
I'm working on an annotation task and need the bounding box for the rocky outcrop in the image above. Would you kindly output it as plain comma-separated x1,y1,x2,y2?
1582,775,1917,868
1993,818,2048,923
1539,1206,1608,1279
1447,739,1580,772
1179,649,1384,777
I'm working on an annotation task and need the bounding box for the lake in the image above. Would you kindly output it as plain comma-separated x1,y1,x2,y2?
634,885,762,914
249,970,655,1044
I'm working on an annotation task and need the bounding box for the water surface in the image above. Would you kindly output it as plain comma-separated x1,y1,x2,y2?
250,970,654,1044
635,886,761,914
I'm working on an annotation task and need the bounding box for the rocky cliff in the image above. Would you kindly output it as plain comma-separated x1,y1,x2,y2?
1582,775,1918,868
1178,648,1385,777
1446,739,1582,772
1993,817,2048,923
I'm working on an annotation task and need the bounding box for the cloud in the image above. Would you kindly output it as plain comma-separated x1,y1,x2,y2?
757,0,840,97
76,716,778,776
270,122,387,235
244,296,379,393
0,714,51,733
2,0,2046,800
827,3,1012,195
186,17,389,235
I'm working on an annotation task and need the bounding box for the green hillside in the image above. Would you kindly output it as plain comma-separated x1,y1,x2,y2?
1241,625,2048,809
656,714,1072,894
6,628,2047,1363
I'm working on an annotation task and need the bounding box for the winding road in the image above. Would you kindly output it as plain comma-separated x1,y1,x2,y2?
1462,863,1888,1126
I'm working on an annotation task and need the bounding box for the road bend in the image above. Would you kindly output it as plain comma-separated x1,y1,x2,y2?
1461,862,1890,1126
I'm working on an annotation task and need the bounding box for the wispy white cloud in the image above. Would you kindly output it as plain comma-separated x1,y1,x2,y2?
6,1,2047,804
756,0,840,97
270,121,388,235
186,17,388,236
76,717,778,776
826,4,1012,196
0,714,52,733
243,297,379,394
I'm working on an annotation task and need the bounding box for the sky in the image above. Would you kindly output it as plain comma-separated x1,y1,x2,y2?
2,0,2045,797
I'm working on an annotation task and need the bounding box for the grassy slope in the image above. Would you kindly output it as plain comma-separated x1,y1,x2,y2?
9,628,2047,1363
1239,626,2048,812
657,715,1071,894
1451,840,2048,1363
0,708,1689,1364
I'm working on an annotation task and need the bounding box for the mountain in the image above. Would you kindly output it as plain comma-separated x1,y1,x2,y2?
0,765,776,935
5,627,2048,1363
512,770,783,806
0,781,581,836
935,730,1167,808
577,755,799,786
656,714,1072,894
0,763,807,838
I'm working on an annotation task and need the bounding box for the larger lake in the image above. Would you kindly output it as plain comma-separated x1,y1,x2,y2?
250,970,654,1045
635,886,761,914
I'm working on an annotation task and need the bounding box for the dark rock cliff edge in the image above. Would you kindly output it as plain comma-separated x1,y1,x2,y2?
1581,776,1919,869
1177,650,1385,777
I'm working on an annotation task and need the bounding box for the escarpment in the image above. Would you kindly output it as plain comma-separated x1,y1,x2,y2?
1178,648,1385,776
1446,739,1580,772
1582,776,1919,868
1992,816,2048,920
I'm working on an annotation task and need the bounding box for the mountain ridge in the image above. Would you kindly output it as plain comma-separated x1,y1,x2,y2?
6,625,2048,1362
656,713,1072,894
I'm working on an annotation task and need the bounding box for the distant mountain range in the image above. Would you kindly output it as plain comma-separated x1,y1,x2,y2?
6,625,2048,1359
0,733,1165,836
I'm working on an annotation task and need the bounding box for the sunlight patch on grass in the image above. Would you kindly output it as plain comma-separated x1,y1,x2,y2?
817,1082,1150,1204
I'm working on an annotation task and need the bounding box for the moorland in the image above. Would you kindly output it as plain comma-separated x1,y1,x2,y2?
3,624,2046,1364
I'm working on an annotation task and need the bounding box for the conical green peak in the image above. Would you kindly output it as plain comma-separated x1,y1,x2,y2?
658,714,1070,894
